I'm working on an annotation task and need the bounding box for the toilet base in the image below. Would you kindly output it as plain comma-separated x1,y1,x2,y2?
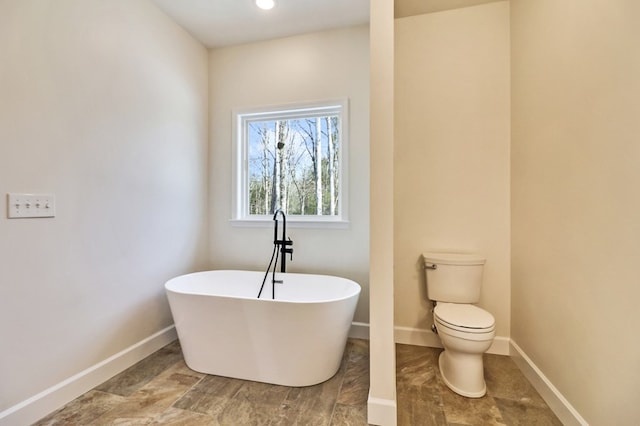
438,350,487,398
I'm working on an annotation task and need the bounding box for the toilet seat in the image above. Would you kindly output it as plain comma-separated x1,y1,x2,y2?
434,302,495,333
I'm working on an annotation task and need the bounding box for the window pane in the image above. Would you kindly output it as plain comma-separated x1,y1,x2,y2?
247,115,340,216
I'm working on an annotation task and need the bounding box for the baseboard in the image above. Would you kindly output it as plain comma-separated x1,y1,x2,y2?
349,321,370,339
510,340,588,426
394,325,510,356
487,336,510,355
0,325,177,426
394,325,442,348
367,392,397,426
3,322,584,426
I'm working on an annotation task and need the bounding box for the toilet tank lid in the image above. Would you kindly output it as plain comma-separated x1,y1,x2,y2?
422,252,486,266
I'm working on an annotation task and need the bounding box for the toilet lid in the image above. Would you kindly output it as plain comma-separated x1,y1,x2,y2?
434,303,495,330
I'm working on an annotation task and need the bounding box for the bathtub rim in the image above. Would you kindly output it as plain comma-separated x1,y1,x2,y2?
165,269,361,305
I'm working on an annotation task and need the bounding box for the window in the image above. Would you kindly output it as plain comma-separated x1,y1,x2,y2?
232,99,348,227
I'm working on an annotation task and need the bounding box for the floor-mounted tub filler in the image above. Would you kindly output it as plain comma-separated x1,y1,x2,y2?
165,270,361,387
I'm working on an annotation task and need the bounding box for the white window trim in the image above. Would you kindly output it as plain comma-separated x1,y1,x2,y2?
231,98,349,229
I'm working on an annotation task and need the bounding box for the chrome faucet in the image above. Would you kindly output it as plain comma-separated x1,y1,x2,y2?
273,209,293,273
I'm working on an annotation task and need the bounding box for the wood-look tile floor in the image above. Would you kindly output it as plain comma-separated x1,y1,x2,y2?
34,340,562,425
396,344,563,426
34,339,369,426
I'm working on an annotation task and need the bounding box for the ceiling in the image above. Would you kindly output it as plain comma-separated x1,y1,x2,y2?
395,0,505,18
151,0,370,48
152,0,505,49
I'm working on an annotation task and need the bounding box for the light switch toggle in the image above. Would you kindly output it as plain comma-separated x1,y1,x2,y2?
7,193,56,218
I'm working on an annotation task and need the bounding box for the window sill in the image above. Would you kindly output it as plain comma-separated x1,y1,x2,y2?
230,218,350,230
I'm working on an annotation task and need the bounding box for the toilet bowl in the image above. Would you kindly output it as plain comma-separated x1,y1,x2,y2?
423,252,496,398
434,302,495,397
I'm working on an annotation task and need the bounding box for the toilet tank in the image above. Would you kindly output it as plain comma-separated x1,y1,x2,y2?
422,252,486,303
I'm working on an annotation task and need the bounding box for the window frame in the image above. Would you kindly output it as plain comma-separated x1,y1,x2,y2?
231,99,349,229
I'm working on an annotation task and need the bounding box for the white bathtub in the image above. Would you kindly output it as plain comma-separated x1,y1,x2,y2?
165,270,361,387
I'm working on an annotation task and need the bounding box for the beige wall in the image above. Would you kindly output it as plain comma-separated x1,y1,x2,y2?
511,0,640,423
394,2,511,338
0,0,208,414
208,26,371,323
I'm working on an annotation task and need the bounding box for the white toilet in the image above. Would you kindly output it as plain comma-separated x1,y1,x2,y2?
423,252,495,398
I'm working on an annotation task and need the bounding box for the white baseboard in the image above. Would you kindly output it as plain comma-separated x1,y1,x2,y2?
394,325,511,356
7,323,584,426
349,321,370,339
487,336,511,355
367,392,397,426
394,325,442,348
0,325,177,426
510,340,588,426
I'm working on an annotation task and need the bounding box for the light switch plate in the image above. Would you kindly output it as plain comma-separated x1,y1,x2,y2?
7,193,56,218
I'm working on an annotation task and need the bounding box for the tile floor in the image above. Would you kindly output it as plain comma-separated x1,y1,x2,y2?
34,340,562,425
34,339,369,425
396,344,562,426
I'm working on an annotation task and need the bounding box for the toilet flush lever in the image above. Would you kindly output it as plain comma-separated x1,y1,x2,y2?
424,263,437,270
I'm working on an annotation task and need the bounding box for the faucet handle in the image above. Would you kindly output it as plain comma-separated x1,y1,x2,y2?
285,238,293,260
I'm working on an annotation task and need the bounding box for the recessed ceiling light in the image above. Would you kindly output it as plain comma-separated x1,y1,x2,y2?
256,0,275,10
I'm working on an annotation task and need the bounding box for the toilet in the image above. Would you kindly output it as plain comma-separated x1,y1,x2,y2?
423,252,495,398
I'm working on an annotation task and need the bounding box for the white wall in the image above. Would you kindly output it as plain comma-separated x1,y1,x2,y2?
368,0,397,423
208,26,371,322
511,0,640,423
0,0,208,418
394,2,511,341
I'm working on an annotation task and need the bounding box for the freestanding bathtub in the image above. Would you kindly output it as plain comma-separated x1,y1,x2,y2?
165,270,361,387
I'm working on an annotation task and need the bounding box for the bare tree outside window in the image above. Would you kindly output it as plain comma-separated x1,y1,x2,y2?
234,100,348,225
247,115,340,216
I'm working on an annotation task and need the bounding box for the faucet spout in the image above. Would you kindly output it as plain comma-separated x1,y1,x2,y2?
273,209,293,273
